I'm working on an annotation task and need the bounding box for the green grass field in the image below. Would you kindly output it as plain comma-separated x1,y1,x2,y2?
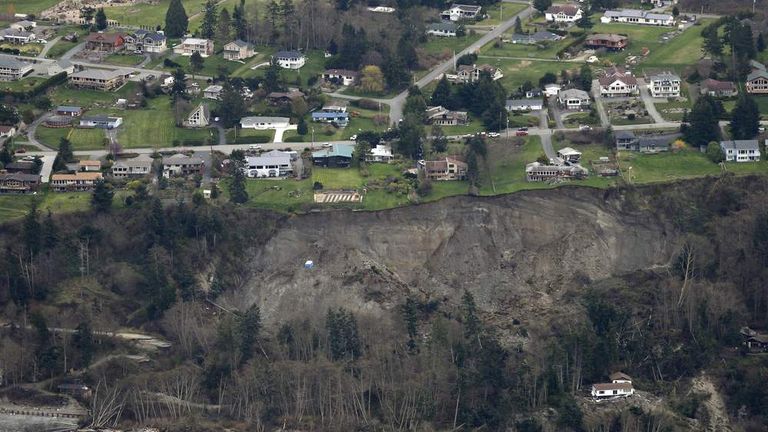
45,40,79,59
100,0,213,29
4,0,60,15
109,98,215,148
164,53,238,78
492,58,579,90
283,107,390,142
0,77,47,92
422,33,483,57
476,2,528,26
36,126,107,151
50,86,135,110
103,53,146,67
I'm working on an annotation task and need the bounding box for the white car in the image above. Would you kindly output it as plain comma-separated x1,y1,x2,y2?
37,39,48,44
586,56,599,64
248,144,263,150
322,142,332,148
487,132,500,138
349,134,357,140
579,125,591,131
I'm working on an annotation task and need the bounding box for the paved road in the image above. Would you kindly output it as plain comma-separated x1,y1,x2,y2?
539,130,556,160
549,96,565,129
24,113,55,151
637,78,666,124
60,41,86,61
591,79,611,128
37,36,61,58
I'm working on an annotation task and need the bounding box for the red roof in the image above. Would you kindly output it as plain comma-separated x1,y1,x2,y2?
701,79,736,91
546,4,581,15
86,32,124,44
0,125,14,133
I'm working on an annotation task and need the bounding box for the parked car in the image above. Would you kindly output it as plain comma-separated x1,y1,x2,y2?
248,144,263,150
515,130,528,136
487,132,500,138
349,134,357,140
517,127,528,132
579,125,591,131
322,142,332,148
586,56,599,64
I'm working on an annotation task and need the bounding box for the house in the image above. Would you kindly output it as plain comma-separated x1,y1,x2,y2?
609,372,632,384
418,157,468,181
272,50,306,69
744,333,768,353
322,69,359,86
124,30,167,53
425,106,469,126
0,125,17,138
510,31,563,45
245,150,293,177
544,83,562,96
223,39,255,60
746,69,768,95
506,98,544,112
600,9,675,26
57,383,92,399
585,33,628,51
0,173,41,193
0,56,32,81
78,160,101,172
749,60,765,71
598,67,638,97
312,144,355,168
312,111,350,127
69,68,129,91
266,90,305,106
183,103,210,128
203,84,223,100
79,115,122,129
174,38,214,57
556,147,582,163
4,161,36,174
647,72,681,98
615,131,677,152
526,161,588,181
545,4,583,23
0,28,36,44
9,20,36,30
367,144,393,163
56,106,83,117
452,64,503,83
112,155,153,178
50,172,103,192
700,79,737,98
557,88,590,109
720,140,761,162
322,101,348,113
427,22,458,37
162,154,204,178
85,32,125,52
47,59,74,76
440,4,482,21
240,116,291,129
526,88,543,98
591,382,634,399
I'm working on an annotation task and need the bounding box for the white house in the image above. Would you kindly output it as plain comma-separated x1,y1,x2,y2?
0,56,32,81
245,150,293,177
240,116,290,129
506,99,544,112
183,103,210,128
79,115,123,129
125,30,167,54
440,4,482,21
174,38,214,57
591,372,635,399
545,4,583,23
556,147,582,163
600,9,675,26
648,72,681,98
598,67,638,97
10,20,36,30
112,154,153,178
426,22,458,37
0,28,36,44
544,83,562,96
720,140,761,162
0,125,16,138
322,69,359,86
366,144,393,163
557,88,590,109
273,50,306,69
203,84,223,100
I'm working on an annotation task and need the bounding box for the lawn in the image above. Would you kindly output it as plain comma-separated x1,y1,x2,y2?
753,96,768,119
476,2,529,26
36,126,107,151
163,53,240,78
45,40,80,59
0,189,132,223
103,53,146,67
226,128,275,143
100,0,214,29
0,77,47,92
283,107,390,142
656,99,691,121
0,42,40,56
109,98,216,148
439,118,488,136
8,0,59,14
422,33,482,57
491,58,579,91
50,86,135,110
563,112,599,128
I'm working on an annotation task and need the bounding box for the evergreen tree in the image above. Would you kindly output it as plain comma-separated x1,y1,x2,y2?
217,84,246,128
94,8,108,31
514,16,523,34
397,113,425,159
382,52,411,91
579,64,592,92
404,86,427,118
23,201,41,256
73,321,94,367
201,0,218,39
164,0,189,38
189,51,205,76
706,141,724,163
170,68,187,98
576,12,593,29
466,150,480,187
91,179,114,212
42,210,58,249
730,94,760,139
0,144,12,166
297,116,308,135
430,75,452,107
53,137,74,171
758,33,766,53
326,308,362,361
228,152,248,204
533,0,552,13
431,124,448,153
703,28,723,56
685,95,721,147
215,7,232,47
237,304,261,363
672,5,679,17
402,298,419,353
462,291,481,344
397,35,419,70
263,59,283,93
233,0,248,40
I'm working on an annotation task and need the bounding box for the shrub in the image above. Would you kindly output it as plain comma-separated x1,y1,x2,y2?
284,135,306,143
313,181,323,190
355,99,379,110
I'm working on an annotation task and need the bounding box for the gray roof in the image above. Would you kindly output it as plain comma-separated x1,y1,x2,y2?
506,98,543,107
649,72,680,82
558,88,590,100
428,22,458,32
0,56,30,70
246,151,291,166
114,154,153,169
81,115,120,123
71,68,128,80
227,39,252,48
274,50,303,59
603,9,672,21
312,144,354,159
638,134,676,148
615,130,636,140
747,69,768,82
720,140,759,151
57,105,82,112
240,116,290,125
162,154,203,165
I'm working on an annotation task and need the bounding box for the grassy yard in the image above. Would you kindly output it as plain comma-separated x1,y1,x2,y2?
492,58,579,90
283,107,390,142
476,2,529,26
101,0,214,29
422,33,482,57
0,77,47,92
163,53,239,78
0,42,40,56
103,53,146,67
50,86,135,110
226,128,275,143
9,0,61,15
36,126,107,151
108,98,215,148
0,188,132,222
439,118,488,136
656,99,691,121
45,40,79,59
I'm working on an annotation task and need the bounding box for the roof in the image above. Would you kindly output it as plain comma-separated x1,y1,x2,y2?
428,22,458,32
749,59,766,70
701,79,736,91
587,33,628,43
609,372,632,381
1,29,35,38
240,116,290,125
162,153,204,165
204,84,223,93
0,56,31,70
141,32,166,42
324,69,359,77
312,111,349,119
181,37,210,44
615,130,636,140
51,172,103,181
649,72,680,82
370,144,392,157
78,160,101,167
71,68,128,81
247,151,291,165
86,32,124,43
57,105,82,112
423,157,467,172
603,9,672,21
592,382,633,392
506,98,543,107
312,143,355,159
749,334,768,343
114,154,153,168
747,69,768,82
226,39,252,48
267,90,305,100
450,4,482,12
81,115,121,123
0,173,40,182
557,147,581,156
558,88,590,100
0,125,15,133
546,4,581,15
598,68,637,86
720,140,759,151
274,50,303,59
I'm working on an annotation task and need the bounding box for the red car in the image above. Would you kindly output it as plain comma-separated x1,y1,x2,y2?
515,130,528,136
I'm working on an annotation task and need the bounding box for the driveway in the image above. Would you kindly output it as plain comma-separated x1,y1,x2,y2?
37,35,61,58
25,112,56,151
549,96,565,129
637,78,666,123
60,41,86,61
591,79,611,128
274,125,297,143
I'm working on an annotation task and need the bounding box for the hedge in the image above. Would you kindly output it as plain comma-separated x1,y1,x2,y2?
283,135,306,143
232,135,271,144
7,72,68,101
